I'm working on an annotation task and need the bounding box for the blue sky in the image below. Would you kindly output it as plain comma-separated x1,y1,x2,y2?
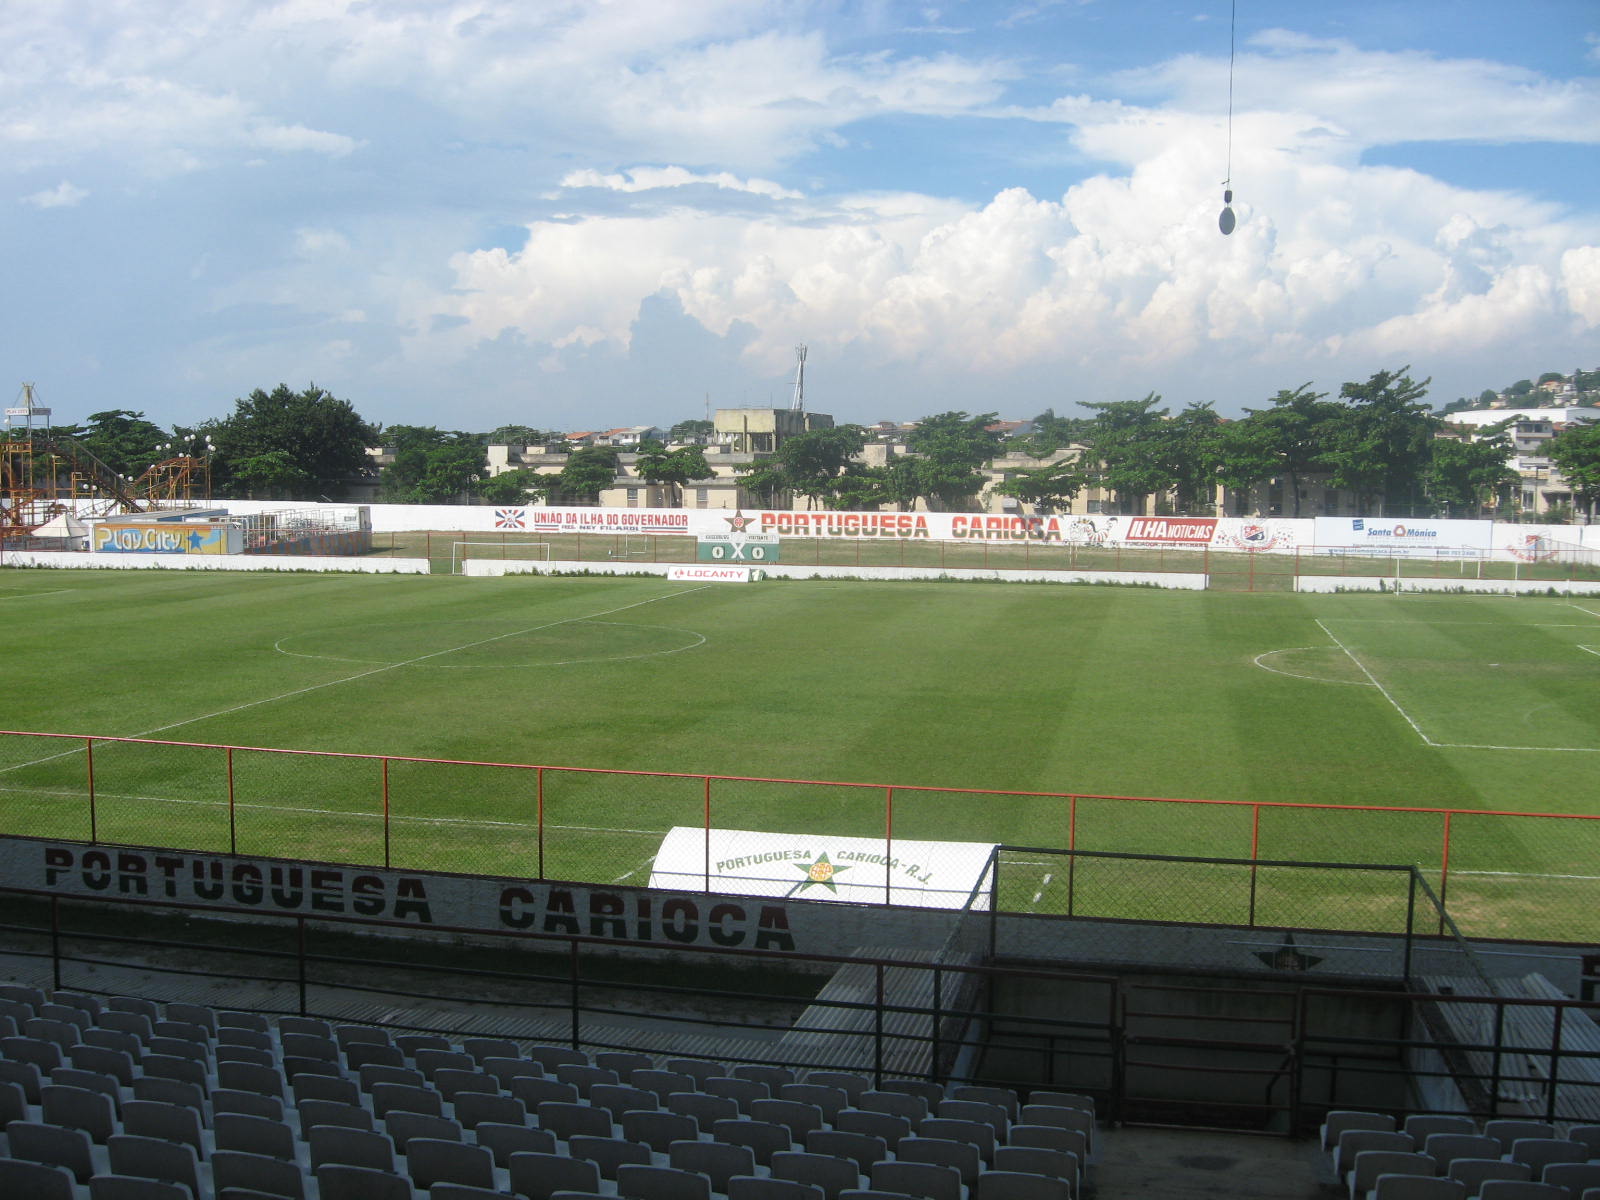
5,1,1598,436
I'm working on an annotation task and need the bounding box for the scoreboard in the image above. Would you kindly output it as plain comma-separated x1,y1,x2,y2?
696,533,781,563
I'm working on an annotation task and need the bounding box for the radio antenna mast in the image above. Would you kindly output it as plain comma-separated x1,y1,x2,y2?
789,345,807,413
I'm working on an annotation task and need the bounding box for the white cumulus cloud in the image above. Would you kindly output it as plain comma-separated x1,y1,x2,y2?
22,180,88,208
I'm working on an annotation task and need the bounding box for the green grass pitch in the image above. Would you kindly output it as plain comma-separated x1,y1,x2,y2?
1,567,1597,940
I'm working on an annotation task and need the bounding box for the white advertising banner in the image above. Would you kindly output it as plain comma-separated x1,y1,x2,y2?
648,827,996,910
1314,517,1496,557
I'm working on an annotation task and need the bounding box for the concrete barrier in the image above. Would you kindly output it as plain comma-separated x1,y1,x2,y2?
463,558,1209,589
1,550,430,574
1295,574,1600,596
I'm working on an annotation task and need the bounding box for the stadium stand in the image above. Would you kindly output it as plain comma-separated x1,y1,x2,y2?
0,982,1102,1199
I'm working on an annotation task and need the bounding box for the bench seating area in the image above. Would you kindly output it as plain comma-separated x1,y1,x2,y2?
1321,1108,1600,1200
0,980,1096,1200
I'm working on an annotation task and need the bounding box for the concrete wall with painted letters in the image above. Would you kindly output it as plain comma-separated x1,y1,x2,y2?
3,834,1577,988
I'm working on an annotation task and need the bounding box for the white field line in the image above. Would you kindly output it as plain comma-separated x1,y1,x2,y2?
0,589,74,601
1316,619,1436,745
1252,647,1374,686
1317,618,1600,755
1030,871,1055,907
272,619,706,670
0,586,712,775
1452,869,1600,881
1568,603,1600,621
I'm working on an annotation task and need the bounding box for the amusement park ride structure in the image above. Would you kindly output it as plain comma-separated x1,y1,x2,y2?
1,383,214,542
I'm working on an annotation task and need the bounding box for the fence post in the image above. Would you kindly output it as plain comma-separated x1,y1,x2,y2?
1403,870,1417,984
382,758,392,870
1066,796,1078,917
884,788,894,906
86,738,97,844
296,917,308,1015
1248,804,1261,926
1438,812,1452,934
569,939,582,1050
704,776,713,893
226,746,237,855
536,768,546,881
874,961,885,1085
50,895,62,990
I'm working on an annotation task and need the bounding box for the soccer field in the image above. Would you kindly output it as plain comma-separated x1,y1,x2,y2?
1,568,1597,939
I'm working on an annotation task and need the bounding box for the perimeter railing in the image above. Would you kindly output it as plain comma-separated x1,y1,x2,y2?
2,730,1597,944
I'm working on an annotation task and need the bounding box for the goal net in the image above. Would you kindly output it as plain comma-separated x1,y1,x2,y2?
451,541,551,574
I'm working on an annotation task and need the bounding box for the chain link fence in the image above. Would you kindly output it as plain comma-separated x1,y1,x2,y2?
3,731,1596,943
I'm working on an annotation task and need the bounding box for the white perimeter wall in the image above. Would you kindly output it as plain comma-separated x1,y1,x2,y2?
2,549,429,574
463,559,1208,589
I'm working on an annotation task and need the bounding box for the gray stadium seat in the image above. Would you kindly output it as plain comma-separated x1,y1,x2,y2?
869,1159,961,1200
316,1162,413,1200
1323,1110,1397,1152
804,1129,887,1176
211,1148,307,1200
107,1132,202,1195
568,1132,652,1179
615,1163,714,1200
405,1137,495,1190
473,1119,557,1166
727,1176,826,1200
974,1171,1072,1200
0,1156,76,1200
308,1123,399,1173
10,1119,96,1183
670,1137,757,1191
771,1149,864,1199
509,1150,602,1200
88,1177,195,1200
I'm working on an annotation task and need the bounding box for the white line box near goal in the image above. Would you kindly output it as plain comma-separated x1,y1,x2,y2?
650,826,996,909
450,541,551,573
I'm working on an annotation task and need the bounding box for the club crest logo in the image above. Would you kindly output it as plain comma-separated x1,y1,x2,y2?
792,852,850,894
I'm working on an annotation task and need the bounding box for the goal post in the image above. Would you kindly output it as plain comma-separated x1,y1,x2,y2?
451,541,551,575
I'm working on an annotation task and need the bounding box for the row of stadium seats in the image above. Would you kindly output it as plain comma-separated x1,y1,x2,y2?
1320,1109,1600,1200
0,981,1096,1200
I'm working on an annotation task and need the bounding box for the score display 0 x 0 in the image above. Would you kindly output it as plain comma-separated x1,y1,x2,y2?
697,534,781,563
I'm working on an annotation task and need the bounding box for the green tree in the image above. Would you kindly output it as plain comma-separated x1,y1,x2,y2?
74,410,171,477
1538,372,1565,385
1228,385,1343,517
379,427,487,504
554,446,620,503
634,440,714,507
1422,427,1518,517
1076,394,1175,513
733,425,870,508
1325,367,1438,516
668,419,715,442
1546,420,1600,519
1507,378,1534,397
902,412,1003,510
204,383,375,500
486,424,562,447
1159,402,1226,514
1020,408,1090,457
995,454,1085,513
476,469,546,505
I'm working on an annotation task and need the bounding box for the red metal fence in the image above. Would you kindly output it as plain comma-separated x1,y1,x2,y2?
1,729,1595,943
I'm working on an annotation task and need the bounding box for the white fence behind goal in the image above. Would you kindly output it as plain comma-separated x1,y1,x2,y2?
451,541,551,574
